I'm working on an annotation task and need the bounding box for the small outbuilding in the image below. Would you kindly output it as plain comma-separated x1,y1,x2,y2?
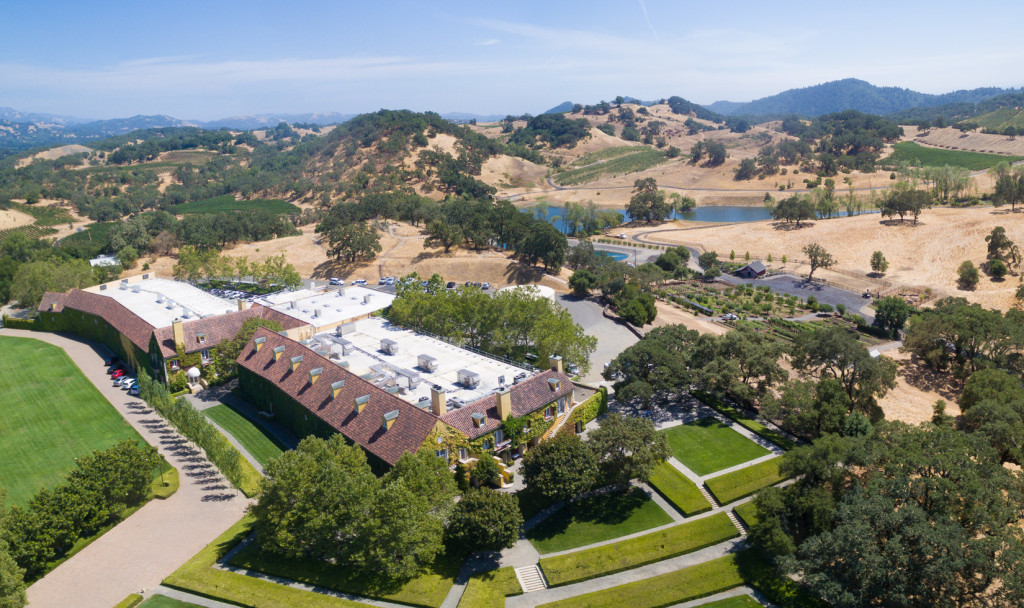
736,261,767,279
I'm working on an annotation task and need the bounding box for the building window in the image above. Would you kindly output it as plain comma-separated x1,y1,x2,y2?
557,398,567,414
495,429,504,444
482,439,493,450
459,448,469,460
169,359,180,371
435,449,448,461
544,406,555,420
200,349,211,362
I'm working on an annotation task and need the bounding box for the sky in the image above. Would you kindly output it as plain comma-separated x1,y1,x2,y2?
3,0,1023,121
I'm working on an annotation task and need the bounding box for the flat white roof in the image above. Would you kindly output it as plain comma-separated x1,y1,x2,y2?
259,286,395,329
308,317,533,410
93,278,236,328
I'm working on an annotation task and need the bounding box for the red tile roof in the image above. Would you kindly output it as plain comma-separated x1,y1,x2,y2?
152,304,306,357
236,327,437,466
441,370,575,439
39,289,155,352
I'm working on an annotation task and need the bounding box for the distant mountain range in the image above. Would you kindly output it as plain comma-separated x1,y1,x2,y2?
705,78,1021,118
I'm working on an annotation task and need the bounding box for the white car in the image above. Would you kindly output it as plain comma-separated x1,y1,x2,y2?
721,313,739,321
329,278,344,286
352,279,367,286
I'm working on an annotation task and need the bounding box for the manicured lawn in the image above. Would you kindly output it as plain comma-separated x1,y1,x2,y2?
0,336,148,505
204,404,284,468
702,596,764,608
647,461,712,516
229,535,460,608
705,458,787,505
693,391,796,451
537,550,821,608
164,516,378,608
526,488,673,554
539,512,739,587
661,419,770,477
457,567,522,608
138,595,204,608
734,501,760,529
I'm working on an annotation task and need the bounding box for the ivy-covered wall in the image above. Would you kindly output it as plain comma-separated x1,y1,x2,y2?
561,387,608,436
37,309,152,375
419,421,470,466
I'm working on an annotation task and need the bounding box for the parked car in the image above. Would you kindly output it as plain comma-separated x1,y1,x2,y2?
619,233,627,239
129,385,141,396
329,278,344,286
721,313,739,321
352,279,367,286
119,376,136,388
567,363,580,375
446,281,457,289
103,356,118,366
482,282,491,290
111,369,126,379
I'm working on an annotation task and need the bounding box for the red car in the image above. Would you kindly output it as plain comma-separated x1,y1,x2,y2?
111,369,126,379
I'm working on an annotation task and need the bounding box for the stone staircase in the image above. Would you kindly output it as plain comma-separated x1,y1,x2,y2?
514,564,548,593
727,510,747,536
699,483,718,508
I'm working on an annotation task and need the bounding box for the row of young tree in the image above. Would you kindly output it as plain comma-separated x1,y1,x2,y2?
0,441,160,588
171,246,301,290
386,275,597,374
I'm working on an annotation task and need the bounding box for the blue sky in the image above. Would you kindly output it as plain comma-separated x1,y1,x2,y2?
3,0,1023,120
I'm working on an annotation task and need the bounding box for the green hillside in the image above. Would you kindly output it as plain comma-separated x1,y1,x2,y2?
970,107,1024,131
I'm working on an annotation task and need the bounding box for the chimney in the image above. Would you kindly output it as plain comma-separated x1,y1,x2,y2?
355,394,370,414
431,386,447,416
172,318,185,351
382,409,399,430
237,299,246,311
273,345,286,361
290,355,303,372
330,380,345,399
254,336,266,352
309,367,323,385
549,355,563,374
497,388,511,421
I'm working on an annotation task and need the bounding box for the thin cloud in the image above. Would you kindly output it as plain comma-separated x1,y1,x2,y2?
475,38,500,46
637,0,660,43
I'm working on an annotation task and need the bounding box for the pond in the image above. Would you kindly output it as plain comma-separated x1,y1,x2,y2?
596,251,628,261
524,205,772,233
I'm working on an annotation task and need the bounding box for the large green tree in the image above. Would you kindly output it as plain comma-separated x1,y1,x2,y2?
10,258,94,308
605,324,700,404
802,242,836,281
586,414,669,484
445,489,523,554
521,434,598,503
626,178,671,223
319,220,382,263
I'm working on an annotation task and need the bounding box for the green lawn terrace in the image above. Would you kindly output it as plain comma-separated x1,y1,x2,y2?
0,335,149,504
661,418,772,477
526,487,674,554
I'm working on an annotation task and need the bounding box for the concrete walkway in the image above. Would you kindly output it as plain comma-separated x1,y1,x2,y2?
504,538,749,608
3,329,250,608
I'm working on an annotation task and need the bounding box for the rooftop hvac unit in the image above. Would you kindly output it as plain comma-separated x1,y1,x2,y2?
363,294,373,304
417,354,438,373
313,307,321,318
457,369,481,389
156,295,164,303
165,301,176,310
182,311,191,319
380,338,399,355
119,283,128,290
290,300,297,309
132,286,141,293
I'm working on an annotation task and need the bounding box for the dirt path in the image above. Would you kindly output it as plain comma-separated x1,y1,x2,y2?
5,329,250,608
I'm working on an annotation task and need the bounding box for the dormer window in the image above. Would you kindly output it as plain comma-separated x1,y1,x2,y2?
197,333,206,344
309,367,323,385
290,355,303,372
382,409,399,430
273,346,286,361
330,380,345,399
354,394,370,414
471,412,486,428
254,336,266,352
548,378,561,391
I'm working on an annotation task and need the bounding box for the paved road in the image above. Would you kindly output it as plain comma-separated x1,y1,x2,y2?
554,294,639,385
1,329,250,608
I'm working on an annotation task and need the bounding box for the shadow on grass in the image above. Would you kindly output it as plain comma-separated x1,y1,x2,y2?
735,549,826,608
525,488,650,544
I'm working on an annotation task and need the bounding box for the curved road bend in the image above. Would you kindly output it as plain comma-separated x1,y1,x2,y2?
0,329,250,608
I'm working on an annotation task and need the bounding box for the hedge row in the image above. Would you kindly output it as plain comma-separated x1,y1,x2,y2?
138,372,259,496
705,458,787,505
1,315,37,329
647,461,712,516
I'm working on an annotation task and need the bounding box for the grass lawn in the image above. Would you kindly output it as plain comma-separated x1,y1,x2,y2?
661,419,770,477
702,596,764,608
0,336,148,505
457,567,522,608
526,488,673,554
204,404,284,468
229,536,460,608
705,458,787,505
164,516,380,608
647,461,712,516
539,512,739,587
138,595,205,608
886,141,1023,170
734,501,760,529
537,550,821,608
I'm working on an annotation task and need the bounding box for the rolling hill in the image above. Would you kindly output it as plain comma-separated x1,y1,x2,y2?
707,78,1018,118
